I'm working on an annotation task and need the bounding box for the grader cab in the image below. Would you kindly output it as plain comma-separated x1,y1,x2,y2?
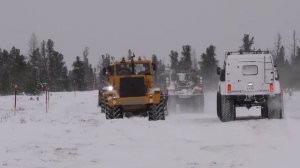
98,56,168,121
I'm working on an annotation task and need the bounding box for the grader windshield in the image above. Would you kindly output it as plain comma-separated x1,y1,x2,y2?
116,63,151,75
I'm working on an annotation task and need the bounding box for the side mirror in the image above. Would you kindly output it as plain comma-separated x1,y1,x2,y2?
102,67,107,75
216,67,221,75
152,63,156,71
220,69,225,81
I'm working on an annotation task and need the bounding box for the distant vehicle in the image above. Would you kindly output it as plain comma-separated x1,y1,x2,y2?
166,69,204,112
216,51,284,122
98,55,167,121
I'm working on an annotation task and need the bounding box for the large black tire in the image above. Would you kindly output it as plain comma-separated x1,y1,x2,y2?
105,105,113,119
261,100,268,118
267,94,283,119
101,105,105,113
105,106,123,119
148,96,166,121
98,90,101,107
220,95,236,122
217,92,221,119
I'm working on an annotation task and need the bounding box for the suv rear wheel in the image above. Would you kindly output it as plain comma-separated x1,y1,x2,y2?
220,95,236,122
261,100,268,118
217,92,221,119
267,94,283,119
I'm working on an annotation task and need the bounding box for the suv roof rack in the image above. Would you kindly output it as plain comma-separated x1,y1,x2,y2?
226,50,269,56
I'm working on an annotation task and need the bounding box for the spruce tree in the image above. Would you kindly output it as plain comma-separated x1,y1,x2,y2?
40,40,49,84
277,46,285,67
169,50,179,72
82,47,95,90
199,45,218,88
0,70,11,95
240,34,254,52
71,56,85,91
46,39,69,91
180,45,192,71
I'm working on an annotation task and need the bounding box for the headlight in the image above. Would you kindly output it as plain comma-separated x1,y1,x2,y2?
108,86,113,91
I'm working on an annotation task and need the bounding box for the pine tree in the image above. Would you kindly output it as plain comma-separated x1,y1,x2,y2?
199,45,218,88
98,54,111,88
240,34,254,52
71,56,85,91
9,47,37,94
0,49,12,94
293,47,300,88
128,49,132,59
152,54,159,84
295,47,300,65
274,33,282,64
46,39,69,91
28,33,39,57
277,46,285,67
180,45,192,71
82,47,95,90
0,70,11,95
152,54,165,88
169,50,179,72
291,30,297,63
275,46,289,87
39,40,49,84
152,54,158,65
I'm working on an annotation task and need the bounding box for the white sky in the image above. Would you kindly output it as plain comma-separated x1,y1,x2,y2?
0,0,300,68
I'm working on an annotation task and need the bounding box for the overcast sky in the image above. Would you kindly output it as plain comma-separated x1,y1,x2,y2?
0,0,300,68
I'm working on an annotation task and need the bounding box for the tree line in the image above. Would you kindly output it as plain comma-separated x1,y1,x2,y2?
0,34,97,95
0,32,299,95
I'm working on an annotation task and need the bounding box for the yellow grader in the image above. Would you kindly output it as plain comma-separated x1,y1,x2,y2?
98,55,168,121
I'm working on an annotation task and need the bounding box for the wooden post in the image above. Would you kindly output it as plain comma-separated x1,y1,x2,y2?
46,89,48,113
14,84,17,115
44,84,48,113
73,80,76,97
47,87,50,110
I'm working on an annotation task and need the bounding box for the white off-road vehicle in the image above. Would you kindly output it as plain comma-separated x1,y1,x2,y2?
167,70,204,112
216,51,284,122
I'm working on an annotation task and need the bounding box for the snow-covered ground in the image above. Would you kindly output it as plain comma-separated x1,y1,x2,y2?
0,91,299,168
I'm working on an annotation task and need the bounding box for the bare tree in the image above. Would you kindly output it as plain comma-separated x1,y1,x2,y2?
83,47,89,61
291,30,297,61
128,49,132,60
274,33,282,62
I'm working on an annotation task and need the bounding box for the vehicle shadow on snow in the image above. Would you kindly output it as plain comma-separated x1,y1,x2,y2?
235,116,263,121
192,116,264,123
192,117,220,124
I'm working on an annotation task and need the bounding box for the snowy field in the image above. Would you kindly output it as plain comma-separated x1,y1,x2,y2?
0,90,299,168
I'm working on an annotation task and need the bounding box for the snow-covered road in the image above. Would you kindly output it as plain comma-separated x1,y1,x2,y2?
0,91,299,168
